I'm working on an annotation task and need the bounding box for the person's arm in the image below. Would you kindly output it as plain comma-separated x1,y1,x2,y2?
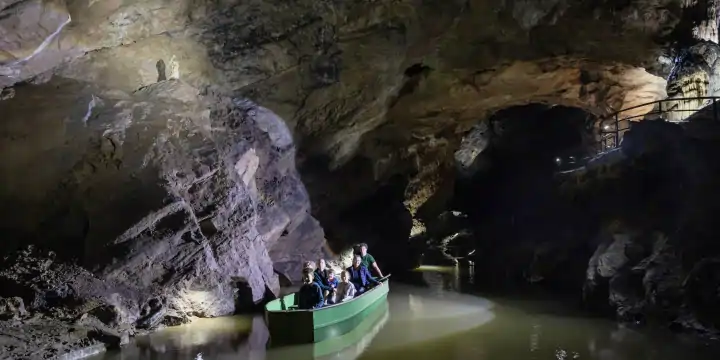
350,279,362,291
314,273,333,291
368,254,383,277
338,283,347,301
364,267,380,285
371,262,383,278
346,283,356,300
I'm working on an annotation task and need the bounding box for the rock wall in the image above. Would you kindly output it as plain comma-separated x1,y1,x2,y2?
554,119,720,334
664,41,720,121
440,113,720,335
1,1,689,254
0,79,325,347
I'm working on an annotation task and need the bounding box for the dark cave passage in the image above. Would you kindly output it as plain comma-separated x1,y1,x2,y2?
455,104,595,217
450,104,599,292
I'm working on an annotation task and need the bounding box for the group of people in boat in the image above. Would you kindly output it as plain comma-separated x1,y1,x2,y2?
297,243,384,310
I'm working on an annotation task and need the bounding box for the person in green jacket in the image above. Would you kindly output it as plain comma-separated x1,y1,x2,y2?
358,243,383,278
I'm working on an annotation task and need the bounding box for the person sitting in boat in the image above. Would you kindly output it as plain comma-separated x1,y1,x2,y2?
331,270,356,303
346,255,380,294
297,270,324,309
313,259,336,301
358,243,384,278
327,271,339,288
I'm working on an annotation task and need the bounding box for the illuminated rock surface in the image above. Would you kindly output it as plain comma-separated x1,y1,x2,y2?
1,0,720,358
0,80,325,358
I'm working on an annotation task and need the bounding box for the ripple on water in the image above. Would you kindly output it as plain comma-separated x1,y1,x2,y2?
89,268,720,360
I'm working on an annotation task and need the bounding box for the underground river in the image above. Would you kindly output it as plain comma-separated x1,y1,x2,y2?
88,266,720,360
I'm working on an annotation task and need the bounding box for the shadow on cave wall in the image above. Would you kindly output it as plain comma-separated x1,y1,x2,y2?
328,174,414,273
447,111,720,331
298,152,415,272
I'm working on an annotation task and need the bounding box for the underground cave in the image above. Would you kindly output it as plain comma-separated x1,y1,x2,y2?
3,0,720,359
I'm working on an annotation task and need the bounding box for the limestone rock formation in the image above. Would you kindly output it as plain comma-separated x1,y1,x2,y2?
2,0,720,353
686,0,720,43
448,109,720,335
0,79,325,356
573,119,720,334
0,1,684,250
0,0,72,79
664,40,720,121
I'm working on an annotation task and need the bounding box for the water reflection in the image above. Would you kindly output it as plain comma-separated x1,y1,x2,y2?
93,316,265,360
91,267,720,360
268,301,390,360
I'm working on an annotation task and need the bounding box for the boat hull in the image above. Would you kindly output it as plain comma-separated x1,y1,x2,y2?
265,278,390,346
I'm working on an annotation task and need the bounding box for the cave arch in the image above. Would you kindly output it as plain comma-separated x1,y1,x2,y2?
448,103,602,289
455,104,597,177
384,59,667,145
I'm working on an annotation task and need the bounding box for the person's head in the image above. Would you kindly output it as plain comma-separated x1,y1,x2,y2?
302,271,313,285
318,258,326,270
328,271,335,281
359,243,368,256
340,271,350,283
303,261,316,271
353,255,362,268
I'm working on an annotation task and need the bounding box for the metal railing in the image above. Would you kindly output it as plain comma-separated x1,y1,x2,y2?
598,96,720,152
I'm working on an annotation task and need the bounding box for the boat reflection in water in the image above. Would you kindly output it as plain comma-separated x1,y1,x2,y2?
91,300,389,360
267,300,390,360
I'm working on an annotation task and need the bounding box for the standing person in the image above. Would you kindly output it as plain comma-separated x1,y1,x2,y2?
358,243,384,278
313,259,335,301
331,271,356,303
297,270,324,309
346,255,380,294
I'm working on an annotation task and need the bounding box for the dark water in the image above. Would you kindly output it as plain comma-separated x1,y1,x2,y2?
89,266,720,360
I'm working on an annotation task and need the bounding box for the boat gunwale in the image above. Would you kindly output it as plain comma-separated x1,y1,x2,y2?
265,275,391,314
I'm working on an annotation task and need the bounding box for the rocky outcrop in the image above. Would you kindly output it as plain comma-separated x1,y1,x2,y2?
582,225,720,334
444,107,720,335
0,79,325,356
455,123,492,178
568,118,720,334
664,41,720,121
685,0,720,43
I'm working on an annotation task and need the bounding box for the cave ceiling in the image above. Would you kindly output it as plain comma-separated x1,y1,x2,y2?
0,0,716,246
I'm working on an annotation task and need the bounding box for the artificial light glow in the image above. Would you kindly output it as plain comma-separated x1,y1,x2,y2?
555,157,561,163
603,125,610,130
413,265,458,273
187,290,213,304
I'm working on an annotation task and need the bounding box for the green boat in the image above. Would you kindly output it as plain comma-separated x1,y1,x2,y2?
264,276,390,346
266,300,389,360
